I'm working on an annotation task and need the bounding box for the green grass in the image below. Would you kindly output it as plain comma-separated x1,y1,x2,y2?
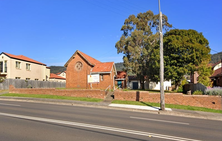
112,100,222,114
122,89,180,93
0,93,103,102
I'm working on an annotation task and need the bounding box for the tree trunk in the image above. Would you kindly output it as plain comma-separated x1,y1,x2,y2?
140,76,145,90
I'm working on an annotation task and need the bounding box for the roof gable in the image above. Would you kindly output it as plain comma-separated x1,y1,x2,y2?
64,50,116,74
210,68,222,78
1,52,46,66
64,50,101,67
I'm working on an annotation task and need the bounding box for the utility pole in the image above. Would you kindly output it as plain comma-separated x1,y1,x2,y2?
158,0,165,111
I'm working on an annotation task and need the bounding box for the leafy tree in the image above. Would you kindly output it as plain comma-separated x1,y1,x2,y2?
163,29,211,89
115,10,171,89
197,61,213,87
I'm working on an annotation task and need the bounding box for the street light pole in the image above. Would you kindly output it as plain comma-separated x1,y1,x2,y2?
158,0,165,111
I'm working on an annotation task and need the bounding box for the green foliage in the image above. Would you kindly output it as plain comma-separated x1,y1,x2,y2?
50,66,66,74
177,77,188,92
115,10,172,89
205,87,222,96
177,87,183,93
163,29,211,89
115,62,125,71
197,61,213,87
193,90,203,95
0,77,5,83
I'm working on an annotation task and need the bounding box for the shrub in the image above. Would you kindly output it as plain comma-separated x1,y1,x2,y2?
204,87,222,96
177,87,183,93
193,90,203,95
0,77,5,83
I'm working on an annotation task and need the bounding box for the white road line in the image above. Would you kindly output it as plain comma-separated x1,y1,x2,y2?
0,112,200,141
130,116,190,125
0,103,21,107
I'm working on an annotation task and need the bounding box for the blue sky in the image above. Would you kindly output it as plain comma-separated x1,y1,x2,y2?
0,0,221,66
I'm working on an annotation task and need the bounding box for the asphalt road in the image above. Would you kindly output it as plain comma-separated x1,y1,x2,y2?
0,100,221,141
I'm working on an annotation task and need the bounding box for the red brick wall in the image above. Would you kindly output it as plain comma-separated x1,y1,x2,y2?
66,53,115,89
114,90,222,110
91,72,115,89
66,53,92,89
9,85,105,99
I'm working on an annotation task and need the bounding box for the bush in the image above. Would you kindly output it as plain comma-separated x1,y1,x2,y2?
177,87,183,93
204,87,222,96
193,90,203,95
0,77,5,83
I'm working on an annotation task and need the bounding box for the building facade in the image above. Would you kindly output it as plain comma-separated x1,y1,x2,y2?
210,60,222,87
64,50,116,89
0,52,50,81
49,73,66,82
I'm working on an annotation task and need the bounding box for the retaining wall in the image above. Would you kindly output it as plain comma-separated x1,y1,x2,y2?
114,90,222,110
9,85,105,99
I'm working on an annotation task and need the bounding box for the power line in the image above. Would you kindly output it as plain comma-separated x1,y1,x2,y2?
211,49,220,53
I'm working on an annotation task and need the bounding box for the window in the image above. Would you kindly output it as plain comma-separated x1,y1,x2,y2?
4,61,7,73
15,77,20,79
16,61,21,69
101,74,104,81
26,63,31,71
75,62,83,71
0,61,3,73
26,78,30,80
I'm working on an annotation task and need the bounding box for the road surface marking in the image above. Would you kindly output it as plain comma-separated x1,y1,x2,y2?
0,112,200,141
130,116,189,125
0,103,21,107
109,103,172,111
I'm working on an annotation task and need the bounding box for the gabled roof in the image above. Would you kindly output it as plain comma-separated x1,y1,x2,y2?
212,60,222,68
64,50,116,74
91,62,114,73
50,73,66,80
210,67,222,78
1,52,46,66
64,50,101,67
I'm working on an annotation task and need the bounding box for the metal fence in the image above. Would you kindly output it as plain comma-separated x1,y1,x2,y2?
0,79,66,89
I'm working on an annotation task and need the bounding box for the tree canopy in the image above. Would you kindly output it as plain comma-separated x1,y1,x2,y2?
115,10,171,89
163,29,211,88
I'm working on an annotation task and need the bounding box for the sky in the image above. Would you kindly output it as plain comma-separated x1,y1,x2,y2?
0,0,221,66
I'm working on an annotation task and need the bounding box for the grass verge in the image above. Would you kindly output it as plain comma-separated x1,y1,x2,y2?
0,93,103,102
112,100,222,114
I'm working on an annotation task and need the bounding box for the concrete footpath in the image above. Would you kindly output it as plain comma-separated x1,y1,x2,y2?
0,96,221,121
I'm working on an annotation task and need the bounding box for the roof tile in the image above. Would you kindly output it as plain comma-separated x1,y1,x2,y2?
92,62,114,73
50,73,66,80
3,52,46,66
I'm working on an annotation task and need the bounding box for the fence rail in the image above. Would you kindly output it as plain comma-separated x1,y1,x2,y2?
0,79,66,89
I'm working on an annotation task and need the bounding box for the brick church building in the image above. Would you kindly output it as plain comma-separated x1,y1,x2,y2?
64,50,116,89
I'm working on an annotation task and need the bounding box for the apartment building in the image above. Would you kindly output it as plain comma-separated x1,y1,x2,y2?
0,52,50,81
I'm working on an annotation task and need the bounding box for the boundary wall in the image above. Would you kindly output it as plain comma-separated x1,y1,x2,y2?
9,85,105,99
114,90,222,110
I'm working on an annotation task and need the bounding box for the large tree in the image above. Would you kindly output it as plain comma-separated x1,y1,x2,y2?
163,29,211,89
197,61,213,87
115,10,171,89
